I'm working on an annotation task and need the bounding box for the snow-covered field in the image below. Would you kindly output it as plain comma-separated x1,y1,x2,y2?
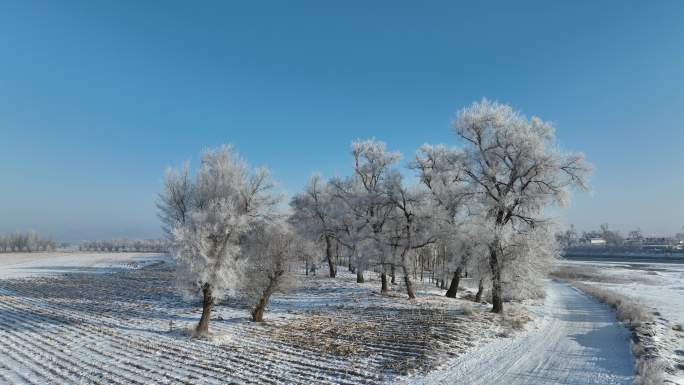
0,252,167,279
0,252,646,384
0,252,523,385
559,260,684,385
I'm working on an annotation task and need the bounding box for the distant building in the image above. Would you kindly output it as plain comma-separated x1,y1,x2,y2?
589,238,607,246
642,236,678,251
624,237,643,246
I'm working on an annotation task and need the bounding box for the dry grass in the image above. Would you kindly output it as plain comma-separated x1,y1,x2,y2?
570,283,666,384
633,359,666,385
573,283,651,328
502,308,532,331
271,315,379,356
551,265,627,284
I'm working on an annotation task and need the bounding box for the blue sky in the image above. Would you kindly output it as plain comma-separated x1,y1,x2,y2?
1,1,683,242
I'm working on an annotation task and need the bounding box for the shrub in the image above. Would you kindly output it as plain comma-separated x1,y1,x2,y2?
633,359,665,385
573,283,664,385
573,283,651,328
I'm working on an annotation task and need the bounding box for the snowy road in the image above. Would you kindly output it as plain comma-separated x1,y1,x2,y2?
408,281,635,385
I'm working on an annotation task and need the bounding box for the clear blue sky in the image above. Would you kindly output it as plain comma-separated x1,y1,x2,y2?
1,1,682,242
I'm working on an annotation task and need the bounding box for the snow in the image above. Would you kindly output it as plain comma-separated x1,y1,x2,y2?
404,281,635,385
0,252,168,278
561,260,684,384
565,260,684,326
0,253,517,384
0,252,643,384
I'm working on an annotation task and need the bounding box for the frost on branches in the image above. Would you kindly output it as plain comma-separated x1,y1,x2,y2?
344,139,400,286
158,145,280,335
289,175,339,278
450,99,591,312
240,223,301,322
404,100,591,312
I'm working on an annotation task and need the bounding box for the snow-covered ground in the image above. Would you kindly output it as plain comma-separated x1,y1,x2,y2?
404,281,635,385
0,252,644,384
0,252,520,384
0,252,167,278
559,260,684,385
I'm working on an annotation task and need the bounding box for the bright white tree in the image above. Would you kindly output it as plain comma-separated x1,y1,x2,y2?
158,145,280,335
450,99,591,313
414,144,471,298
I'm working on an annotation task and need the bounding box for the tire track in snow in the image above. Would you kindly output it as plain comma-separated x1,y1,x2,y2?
406,281,635,385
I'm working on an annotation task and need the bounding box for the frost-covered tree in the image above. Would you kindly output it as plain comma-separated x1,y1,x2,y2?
327,175,368,280
414,144,472,298
501,224,559,300
556,224,579,249
600,223,624,246
0,231,56,252
442,229,477,298
289,175,339,278
26,231,39,252
344,139,400,286
451,99,591,313
241,223,299,322
384,173,438,299
157,162,194,238
10,232,28,252
159,145,280,335
79,238,169,252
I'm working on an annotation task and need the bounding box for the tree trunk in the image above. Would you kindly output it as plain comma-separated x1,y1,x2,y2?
195,283,214,335
475,278,484,302
403,265,416,299
356,270,365,283
445,266,462,298
489,246,503,313
324,235,337,278
420,256,424,282
380,272,388,293
390,265,396,285
251,272,282,322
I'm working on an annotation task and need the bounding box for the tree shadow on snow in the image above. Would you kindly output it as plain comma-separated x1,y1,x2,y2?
568,325,635,377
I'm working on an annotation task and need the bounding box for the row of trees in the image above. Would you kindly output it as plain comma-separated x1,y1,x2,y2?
79,238,170,253
0,231,57,252
291,99,590,312
159,99,591,335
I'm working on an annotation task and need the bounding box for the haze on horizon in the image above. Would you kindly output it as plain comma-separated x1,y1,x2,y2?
1,1,683,242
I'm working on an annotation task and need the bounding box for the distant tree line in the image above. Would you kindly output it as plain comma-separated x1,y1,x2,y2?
558,223,684,253
78,238,170,253
0,231,57,252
